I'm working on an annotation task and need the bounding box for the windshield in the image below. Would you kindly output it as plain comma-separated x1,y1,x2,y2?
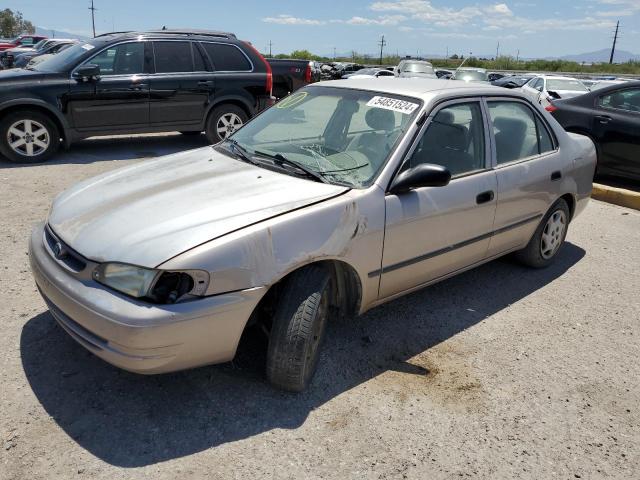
403,62,434,74
32,42,95,72
226,86,421,188
33,39,49,50
546,79,588,92
453,70,488,81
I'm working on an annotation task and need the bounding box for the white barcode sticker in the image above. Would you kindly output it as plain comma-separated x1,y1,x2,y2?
81,44,95,51
366,96,419,114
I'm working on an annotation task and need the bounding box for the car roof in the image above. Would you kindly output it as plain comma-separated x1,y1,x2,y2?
313,77,523,100
94,29,237,42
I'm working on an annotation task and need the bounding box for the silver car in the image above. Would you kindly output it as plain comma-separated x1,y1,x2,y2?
30,79,596,391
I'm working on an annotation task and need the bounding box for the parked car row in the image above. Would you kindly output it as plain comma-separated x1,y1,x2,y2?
0,38,79,69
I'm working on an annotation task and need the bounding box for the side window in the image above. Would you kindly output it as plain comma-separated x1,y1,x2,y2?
202,43,251,71
20,38,34,46
536,116,554,154
193,43,208,71
153,41,193,73
599,88,640,113
407,102,485,177
87,42,144,75
488,101,543,164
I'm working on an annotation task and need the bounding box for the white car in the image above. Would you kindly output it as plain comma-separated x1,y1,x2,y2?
520,76,589,108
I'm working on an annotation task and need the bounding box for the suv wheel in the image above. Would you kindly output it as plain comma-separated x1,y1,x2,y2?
0,110,59,163
205,104,248,144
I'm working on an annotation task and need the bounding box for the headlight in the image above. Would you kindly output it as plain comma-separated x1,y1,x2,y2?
93,263,209,303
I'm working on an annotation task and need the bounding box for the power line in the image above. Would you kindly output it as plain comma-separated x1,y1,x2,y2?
88,0,97,38
378,34,386,64
609,20,620,64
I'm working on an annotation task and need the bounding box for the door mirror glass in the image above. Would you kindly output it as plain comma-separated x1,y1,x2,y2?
73,64,100,81
390,164,451,194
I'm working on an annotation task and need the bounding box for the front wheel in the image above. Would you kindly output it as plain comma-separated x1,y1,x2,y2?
266,266,332,392
515,199,570,268
205,104,248,144
0,110,59,163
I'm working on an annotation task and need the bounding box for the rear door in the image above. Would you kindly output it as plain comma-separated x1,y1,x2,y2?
149,41,214,127
380,99,497,299
67,41,151,131
593,87,640,179
485,98,564,257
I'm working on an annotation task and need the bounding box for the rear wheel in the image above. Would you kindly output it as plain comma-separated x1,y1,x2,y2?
205,104,248,144
266,266,332,392
515,199,570,268
0,110,59,163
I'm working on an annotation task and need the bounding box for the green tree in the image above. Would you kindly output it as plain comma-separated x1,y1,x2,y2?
290,50,316,60
0,9,35,37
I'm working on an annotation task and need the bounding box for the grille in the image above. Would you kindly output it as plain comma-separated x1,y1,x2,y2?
44,225,87,272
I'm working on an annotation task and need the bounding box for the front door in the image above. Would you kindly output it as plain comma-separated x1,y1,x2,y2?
380,100,497,299
593,87,640,180
149,41,213,127
67,41,150,132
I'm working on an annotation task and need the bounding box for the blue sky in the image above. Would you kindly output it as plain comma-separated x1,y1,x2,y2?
5,0,640,58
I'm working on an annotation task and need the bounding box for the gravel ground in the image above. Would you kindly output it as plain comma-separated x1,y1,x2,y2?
1,134,639,480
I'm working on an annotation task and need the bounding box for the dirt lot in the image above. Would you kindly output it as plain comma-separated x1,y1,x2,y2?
1,135,639,479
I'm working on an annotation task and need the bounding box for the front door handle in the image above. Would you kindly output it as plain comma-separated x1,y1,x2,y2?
130,83,148,91
476,190,495,205
197,80,214,87
551,170,562,181
595,115,611,125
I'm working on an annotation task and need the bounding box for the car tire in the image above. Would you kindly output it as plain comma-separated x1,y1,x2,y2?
0,110,59,164
515,198,570,268
205,104,248,144
266,265,332,392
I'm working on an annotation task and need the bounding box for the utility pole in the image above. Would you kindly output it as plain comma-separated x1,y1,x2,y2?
496,41,500,59
268,40,273,57
516,49,520,62
609,20,620,64
333,47,336,60
89,0,97,38
446,46,449,59
378,34,386,65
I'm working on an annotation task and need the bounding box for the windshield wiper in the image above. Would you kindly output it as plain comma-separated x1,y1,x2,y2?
226,139,258,166
254,151,329,184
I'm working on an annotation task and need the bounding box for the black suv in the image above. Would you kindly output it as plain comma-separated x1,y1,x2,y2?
0,30,273,163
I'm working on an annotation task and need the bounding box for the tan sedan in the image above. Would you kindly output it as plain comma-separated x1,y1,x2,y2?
30,78,596,391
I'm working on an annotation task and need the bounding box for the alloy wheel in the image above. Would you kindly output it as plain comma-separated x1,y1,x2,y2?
216,113,243,139
6,119,50,157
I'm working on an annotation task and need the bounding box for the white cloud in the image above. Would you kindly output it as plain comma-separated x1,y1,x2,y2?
262,15,325,26
345,15,407,25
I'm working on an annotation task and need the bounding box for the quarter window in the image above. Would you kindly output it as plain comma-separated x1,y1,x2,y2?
407,102,486,177
202,43,251,71
87,42,144,76
599,89,640,113
153,41,193,73
488,101,550,164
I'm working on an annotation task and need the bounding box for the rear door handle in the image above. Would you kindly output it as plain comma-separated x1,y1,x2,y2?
130,83,148,91
551,170,562,181
197,80,214,87
595,115,611,125
476,190,495,205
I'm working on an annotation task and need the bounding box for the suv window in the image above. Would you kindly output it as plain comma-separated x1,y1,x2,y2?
153,41,193,73
202,43,251,71
87,42,144,76
407,102,485,177
488,101,552,164
599,88,640,113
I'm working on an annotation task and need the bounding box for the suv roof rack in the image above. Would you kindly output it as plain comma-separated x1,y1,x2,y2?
143,29,236,39
94,31,134,38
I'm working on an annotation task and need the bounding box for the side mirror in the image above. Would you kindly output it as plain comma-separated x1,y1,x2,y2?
389,164,451,194
73,64,100,82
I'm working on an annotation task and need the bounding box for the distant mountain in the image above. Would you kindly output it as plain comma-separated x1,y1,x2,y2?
560,49,640,63
35,27,89,41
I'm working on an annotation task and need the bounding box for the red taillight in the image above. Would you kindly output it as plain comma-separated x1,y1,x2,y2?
243,41,272,96
305,62,312,83
545,104,558,112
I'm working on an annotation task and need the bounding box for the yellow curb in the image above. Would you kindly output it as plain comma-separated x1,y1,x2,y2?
592,183,640,211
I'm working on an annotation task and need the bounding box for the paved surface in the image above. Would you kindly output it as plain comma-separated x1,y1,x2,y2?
1,134,639,479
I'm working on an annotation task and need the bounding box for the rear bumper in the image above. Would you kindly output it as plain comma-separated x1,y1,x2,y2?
29,222,267,374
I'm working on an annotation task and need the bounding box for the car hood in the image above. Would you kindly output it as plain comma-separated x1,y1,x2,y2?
0,68,60,85
48,147,350,268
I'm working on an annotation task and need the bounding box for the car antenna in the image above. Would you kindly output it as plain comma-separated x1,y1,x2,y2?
448,52,471,81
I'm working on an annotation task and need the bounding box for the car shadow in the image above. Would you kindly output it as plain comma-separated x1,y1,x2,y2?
21,243,586,467
0,133,210,167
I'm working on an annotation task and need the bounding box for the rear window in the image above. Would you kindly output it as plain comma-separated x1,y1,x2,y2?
201,43,251,71
153,41,193,73
546,79,588,92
